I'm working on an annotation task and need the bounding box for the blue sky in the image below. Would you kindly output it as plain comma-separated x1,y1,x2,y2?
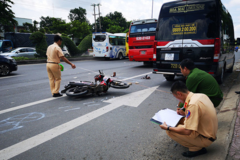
11,0,240,38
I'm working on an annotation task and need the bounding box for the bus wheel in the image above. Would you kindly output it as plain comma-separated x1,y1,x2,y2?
118,53,123,60
164,75,175,81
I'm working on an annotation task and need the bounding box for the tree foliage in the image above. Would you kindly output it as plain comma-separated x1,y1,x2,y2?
95,11,129,33
68,7,88,23
62,36,82,56
0,0,18,32
78,34,92,53
69,21,91,39
29,32,48,57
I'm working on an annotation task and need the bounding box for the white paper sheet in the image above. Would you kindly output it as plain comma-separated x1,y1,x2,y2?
151,108,184,127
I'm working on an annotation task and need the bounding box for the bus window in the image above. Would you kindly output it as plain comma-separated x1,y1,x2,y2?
93,35,106,42
156,16,185,41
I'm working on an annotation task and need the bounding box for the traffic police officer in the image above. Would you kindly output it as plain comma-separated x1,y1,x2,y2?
160,81,218,158
46,35,76,97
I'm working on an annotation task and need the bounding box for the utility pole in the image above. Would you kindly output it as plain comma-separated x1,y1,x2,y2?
91,4,97,32
97,3,101,32
151,0,154,18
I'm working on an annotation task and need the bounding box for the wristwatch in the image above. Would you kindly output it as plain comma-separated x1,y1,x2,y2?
167,126,170,130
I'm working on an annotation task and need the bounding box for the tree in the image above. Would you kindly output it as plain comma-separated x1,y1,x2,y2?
62,36,82,56
0,0,18,32
23,22,33,32
33,20,39,32
29,32,48,57
78,34,92,53
95,11,128,33
68,7,88,23
107,25,124,33
69,21,91,39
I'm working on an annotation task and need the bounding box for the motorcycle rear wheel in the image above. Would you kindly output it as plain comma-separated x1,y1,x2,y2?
110,80,130,89
66,87,88,97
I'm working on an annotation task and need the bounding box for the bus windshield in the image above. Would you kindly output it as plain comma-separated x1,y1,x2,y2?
130,23,157,34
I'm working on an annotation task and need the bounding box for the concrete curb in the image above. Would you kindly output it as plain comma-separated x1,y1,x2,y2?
16,56,95,65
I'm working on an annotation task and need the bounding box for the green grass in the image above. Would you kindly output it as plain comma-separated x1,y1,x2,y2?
12,57,46,61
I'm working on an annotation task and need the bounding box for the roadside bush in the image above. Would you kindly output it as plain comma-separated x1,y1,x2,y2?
78,34,92,53
29,32,48,57
12,57,30,61
62,36,82,56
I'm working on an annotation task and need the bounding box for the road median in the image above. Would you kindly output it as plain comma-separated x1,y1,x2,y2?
16,56,95,65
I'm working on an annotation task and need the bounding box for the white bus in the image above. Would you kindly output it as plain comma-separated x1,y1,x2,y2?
92,32,126,59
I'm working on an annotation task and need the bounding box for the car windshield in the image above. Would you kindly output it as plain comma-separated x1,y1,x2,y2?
0,41,2,48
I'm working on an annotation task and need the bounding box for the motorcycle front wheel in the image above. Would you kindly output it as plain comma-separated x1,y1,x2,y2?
66,87,88,97
110,80,130,89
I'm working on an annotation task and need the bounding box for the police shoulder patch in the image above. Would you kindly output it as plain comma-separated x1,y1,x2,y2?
186,110,191,119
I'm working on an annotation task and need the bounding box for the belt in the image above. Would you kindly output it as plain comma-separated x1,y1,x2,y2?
201,135,216,142
47,62,59,64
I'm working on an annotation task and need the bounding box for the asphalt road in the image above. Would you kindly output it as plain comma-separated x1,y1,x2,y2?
0,54,239,160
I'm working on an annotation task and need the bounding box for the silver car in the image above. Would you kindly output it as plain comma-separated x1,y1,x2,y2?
0,47,37,58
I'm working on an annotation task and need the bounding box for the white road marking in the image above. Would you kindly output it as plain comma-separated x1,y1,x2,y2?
0,75,24,80
121,72,152,81
0,86,158,159
0,72,152,115
0,96,66,115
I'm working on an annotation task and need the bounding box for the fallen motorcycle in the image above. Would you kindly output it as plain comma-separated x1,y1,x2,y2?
61,70,130,97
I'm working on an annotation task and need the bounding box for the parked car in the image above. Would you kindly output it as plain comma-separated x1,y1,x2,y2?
62,48,70,57
0,47,37,58
0,55,18,76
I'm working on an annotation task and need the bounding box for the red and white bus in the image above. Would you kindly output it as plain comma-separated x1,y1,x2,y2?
128,19,157,64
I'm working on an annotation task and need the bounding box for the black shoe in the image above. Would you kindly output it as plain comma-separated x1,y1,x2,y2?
182,148,207,158
53,93,63,97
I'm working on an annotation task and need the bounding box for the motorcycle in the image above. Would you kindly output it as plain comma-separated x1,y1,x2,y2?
61,70,130,97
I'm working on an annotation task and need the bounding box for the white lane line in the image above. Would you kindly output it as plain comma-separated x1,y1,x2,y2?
0,75,24,80
0,95,66,115
0,102,122,159
121,72,152,81
0,71,152,115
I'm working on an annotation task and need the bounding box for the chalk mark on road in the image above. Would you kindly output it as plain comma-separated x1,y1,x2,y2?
64,108,81,112
0,112,45,134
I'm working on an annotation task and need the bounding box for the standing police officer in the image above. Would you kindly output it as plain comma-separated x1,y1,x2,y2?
46,35,76,97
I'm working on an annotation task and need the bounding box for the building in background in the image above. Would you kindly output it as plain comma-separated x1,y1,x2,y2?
13,17,32,32
0,17,32,39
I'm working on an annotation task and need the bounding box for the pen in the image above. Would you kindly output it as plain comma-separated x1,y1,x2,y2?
179,106,185,110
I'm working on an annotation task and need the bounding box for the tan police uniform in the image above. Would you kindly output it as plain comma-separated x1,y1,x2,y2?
46,43,64,95
166,92,218,151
